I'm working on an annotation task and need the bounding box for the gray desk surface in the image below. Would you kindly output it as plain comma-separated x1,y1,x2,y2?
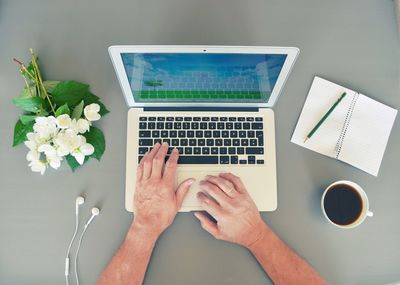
1,0,399,284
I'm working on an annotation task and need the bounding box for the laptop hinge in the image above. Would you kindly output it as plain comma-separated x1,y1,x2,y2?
143,106,259,112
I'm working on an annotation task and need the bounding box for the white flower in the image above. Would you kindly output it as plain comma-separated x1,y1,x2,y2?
26,150,46,175
71,137,95,165
84,103,101,122
37,144,63,169
33,116,58,139
54,129,82,156
70,118,90,134
56,114,72,129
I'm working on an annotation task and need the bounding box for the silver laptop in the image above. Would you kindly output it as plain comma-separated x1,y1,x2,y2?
109,45,299,212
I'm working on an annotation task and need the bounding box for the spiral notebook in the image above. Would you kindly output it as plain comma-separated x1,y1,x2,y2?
291,76,398,176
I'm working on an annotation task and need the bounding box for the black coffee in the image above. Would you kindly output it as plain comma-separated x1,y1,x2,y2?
323,184,363,225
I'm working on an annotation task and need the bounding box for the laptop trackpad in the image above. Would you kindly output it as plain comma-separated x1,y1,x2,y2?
176,170,220,209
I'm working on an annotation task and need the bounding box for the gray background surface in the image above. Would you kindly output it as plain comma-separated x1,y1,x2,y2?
1,0,399,284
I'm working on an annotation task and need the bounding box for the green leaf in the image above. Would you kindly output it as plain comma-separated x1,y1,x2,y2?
98,101,110,116
71,100,84,119
83,126,105,161
13,120,34,146
52,80,99,107
20,115,36,124
66,155,80,171
43,81,60,93
12,97,43,112
19,85,37,98
21,60,36,79
55,103,70,117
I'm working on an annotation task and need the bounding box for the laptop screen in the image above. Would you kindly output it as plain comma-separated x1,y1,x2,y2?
120,53,287,103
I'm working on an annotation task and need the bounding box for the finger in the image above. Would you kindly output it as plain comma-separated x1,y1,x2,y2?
163,148,179,181
199,181,231,206
176,178,195,208
194,212,220,239
142,143,161,179
205,175,237,197
136,153,146,181
197,192,222,220
219,172,247,193
151,142,169,178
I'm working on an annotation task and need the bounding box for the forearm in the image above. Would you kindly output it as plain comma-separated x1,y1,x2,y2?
97,223,158,285
248,224,326,285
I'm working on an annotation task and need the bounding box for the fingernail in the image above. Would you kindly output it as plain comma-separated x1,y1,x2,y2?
188,178,195,185
162,142,168,146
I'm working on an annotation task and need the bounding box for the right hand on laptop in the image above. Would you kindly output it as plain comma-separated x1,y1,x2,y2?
194,173,269,248
133,142,195,239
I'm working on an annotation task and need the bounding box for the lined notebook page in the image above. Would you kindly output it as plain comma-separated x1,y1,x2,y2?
338,94,398,176
291,77,357,157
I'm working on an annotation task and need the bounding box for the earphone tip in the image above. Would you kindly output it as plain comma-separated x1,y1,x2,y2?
76,196,85,205
92,207,100,215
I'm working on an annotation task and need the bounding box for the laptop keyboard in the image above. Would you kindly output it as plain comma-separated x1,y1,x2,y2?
137,116,265,165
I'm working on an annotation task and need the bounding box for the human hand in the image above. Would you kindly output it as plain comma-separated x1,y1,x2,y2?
133,142,194,239
194,173,269,248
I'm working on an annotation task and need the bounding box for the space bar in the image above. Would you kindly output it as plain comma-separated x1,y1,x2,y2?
178,156,219,164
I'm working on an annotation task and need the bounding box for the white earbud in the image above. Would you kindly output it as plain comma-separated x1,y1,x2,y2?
75,196,85,215
84,207,100,228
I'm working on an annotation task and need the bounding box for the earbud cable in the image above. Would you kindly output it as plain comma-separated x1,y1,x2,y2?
74,222,90,285
65,211,79,285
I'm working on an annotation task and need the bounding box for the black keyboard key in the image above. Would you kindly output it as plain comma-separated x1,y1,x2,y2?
211,147,218,154
211,117,219,121
180,139,188,146
231,156,238,164
255,117,263,121
234,122,242,129
246,117,254,121
154,138,162,144
178,156,218,164
230,131,238,138
252,123,263,129
198,139,206,146
183,122,190,129
237,147,244,154
166,122,173,129
213,131,221,138
152,130,160,137
257,159,265,164
209,122,216,129
224,139,231,146
202,117,210,121
161,130,168,137
156,122,164,129
148,122,156,129
139,117,147,121
178,131,186,138
202,147,210,154
171,139,179,146
228,147,236,154
229,117,236,121
187,131,195,138
139,139,153,146
222,131,229,138
175,117,183,121
200,122,207,129
204,131,212,138
168,147,174,154
206,139,214,146
138,147,148,154
196,131,203,137
194,147,201,154
226,123,233,129
139,131,151,137
258,137,264,146
247,131,255,138
233,139,240,146
138,156,144,163
170,131,177,138
238,117,245,121
220,117,228,121
174,122,182,129
243,122,250,129
239,159,247,164
184,117,192,121
149,117,156,121
248,156,256,164
193,117,201,121
177,147,184,154
215,139,223,146
250,139,258,146
157,117,165,121
162,138,170,145
139,122,147,129
219,147,227,154
241,139,249,146
191,122,199,129
246,147,264,155
220,156,229,164
185,147,193,155
256,131,263,138
239,131,246,138
217,123,225,129
189,139,196,146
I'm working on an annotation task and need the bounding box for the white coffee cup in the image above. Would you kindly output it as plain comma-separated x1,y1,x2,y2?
321,180,373,229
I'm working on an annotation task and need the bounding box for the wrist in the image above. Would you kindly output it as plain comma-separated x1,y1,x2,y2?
245,221,272,251
126,221,160,245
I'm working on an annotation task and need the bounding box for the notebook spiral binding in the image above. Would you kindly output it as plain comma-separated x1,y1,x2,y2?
334,92,359,159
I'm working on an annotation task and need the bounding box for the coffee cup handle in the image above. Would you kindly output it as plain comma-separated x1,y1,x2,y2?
367,210,374,217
